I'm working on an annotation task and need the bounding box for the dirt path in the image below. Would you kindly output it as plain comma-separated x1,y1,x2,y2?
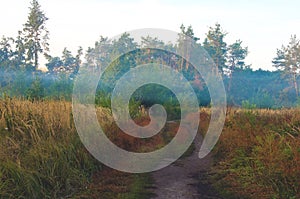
149,132,222,199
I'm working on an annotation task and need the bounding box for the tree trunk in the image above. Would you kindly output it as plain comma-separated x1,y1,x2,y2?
34,49,38,70
185,39,191,70
228,72,233,93
180,51,185,71
228,60,235,94
215,58,219,76
293,72,299,98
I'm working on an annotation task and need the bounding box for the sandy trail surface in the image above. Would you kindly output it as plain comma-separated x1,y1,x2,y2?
149,133,222,199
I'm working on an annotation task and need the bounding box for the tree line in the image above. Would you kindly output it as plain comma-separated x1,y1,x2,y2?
1,0,300,108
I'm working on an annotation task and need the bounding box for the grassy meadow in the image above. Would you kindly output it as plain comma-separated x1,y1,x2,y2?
209,108,300,198
0,98,299,198
0,98,155,198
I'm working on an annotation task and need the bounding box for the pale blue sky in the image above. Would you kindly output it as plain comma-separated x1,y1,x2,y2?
1,0,300,70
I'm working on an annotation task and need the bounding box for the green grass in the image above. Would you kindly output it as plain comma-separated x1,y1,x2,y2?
118,174,154,199
209,108,300,199
0,98,164,198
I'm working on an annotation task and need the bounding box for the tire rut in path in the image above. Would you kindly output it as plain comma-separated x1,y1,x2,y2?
149,133,222,199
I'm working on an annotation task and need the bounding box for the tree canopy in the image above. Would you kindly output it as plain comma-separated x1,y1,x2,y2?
1,0,300,108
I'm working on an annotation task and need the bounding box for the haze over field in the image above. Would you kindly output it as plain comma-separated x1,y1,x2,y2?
1,1,300,198
1,0,300,70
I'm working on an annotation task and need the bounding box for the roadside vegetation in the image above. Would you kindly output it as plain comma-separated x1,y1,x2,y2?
0,98,156,198
206,108,300,198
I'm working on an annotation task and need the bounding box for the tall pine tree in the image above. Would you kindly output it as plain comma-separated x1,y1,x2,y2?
23,0,49,70
273,35,300,98
203,23,227,75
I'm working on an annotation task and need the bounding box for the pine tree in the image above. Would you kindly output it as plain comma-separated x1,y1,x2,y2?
203,23,227,75
178,24,199,70
23,0,49,70
14,31,26,69
227,40,248,92
273,35,300,98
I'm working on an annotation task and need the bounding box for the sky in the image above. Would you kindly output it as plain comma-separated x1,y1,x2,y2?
1,0,300,71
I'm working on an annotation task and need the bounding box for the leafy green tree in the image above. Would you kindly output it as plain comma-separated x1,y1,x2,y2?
0,37,14,93
140,36,172,65
62,48,76,68
111,32,137,56
203,23,227,75
227,68,281,107
177,24,199,70
141,36,164,48
0,33,28,71
47,73,73,100
85,36,112,70
23,0,49,70
227,40,248,70
14,31,27,69
10,70,33,96
108,33,137,82
250,89,274,108
227,40,248,92
0,36,14,69
46,47,81,75
46,56,63,72
0,35,30,96
273,35,300,97
75,46,83,73
26,76,44,100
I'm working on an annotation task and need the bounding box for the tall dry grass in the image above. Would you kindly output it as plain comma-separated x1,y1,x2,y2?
0,98,101,198
0,98,165,199
211,108,300,198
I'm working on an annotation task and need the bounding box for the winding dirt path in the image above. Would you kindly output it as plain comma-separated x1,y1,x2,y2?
149,132,222,199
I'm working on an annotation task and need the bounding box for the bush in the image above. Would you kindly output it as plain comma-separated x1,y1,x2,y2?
241,100,256,109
